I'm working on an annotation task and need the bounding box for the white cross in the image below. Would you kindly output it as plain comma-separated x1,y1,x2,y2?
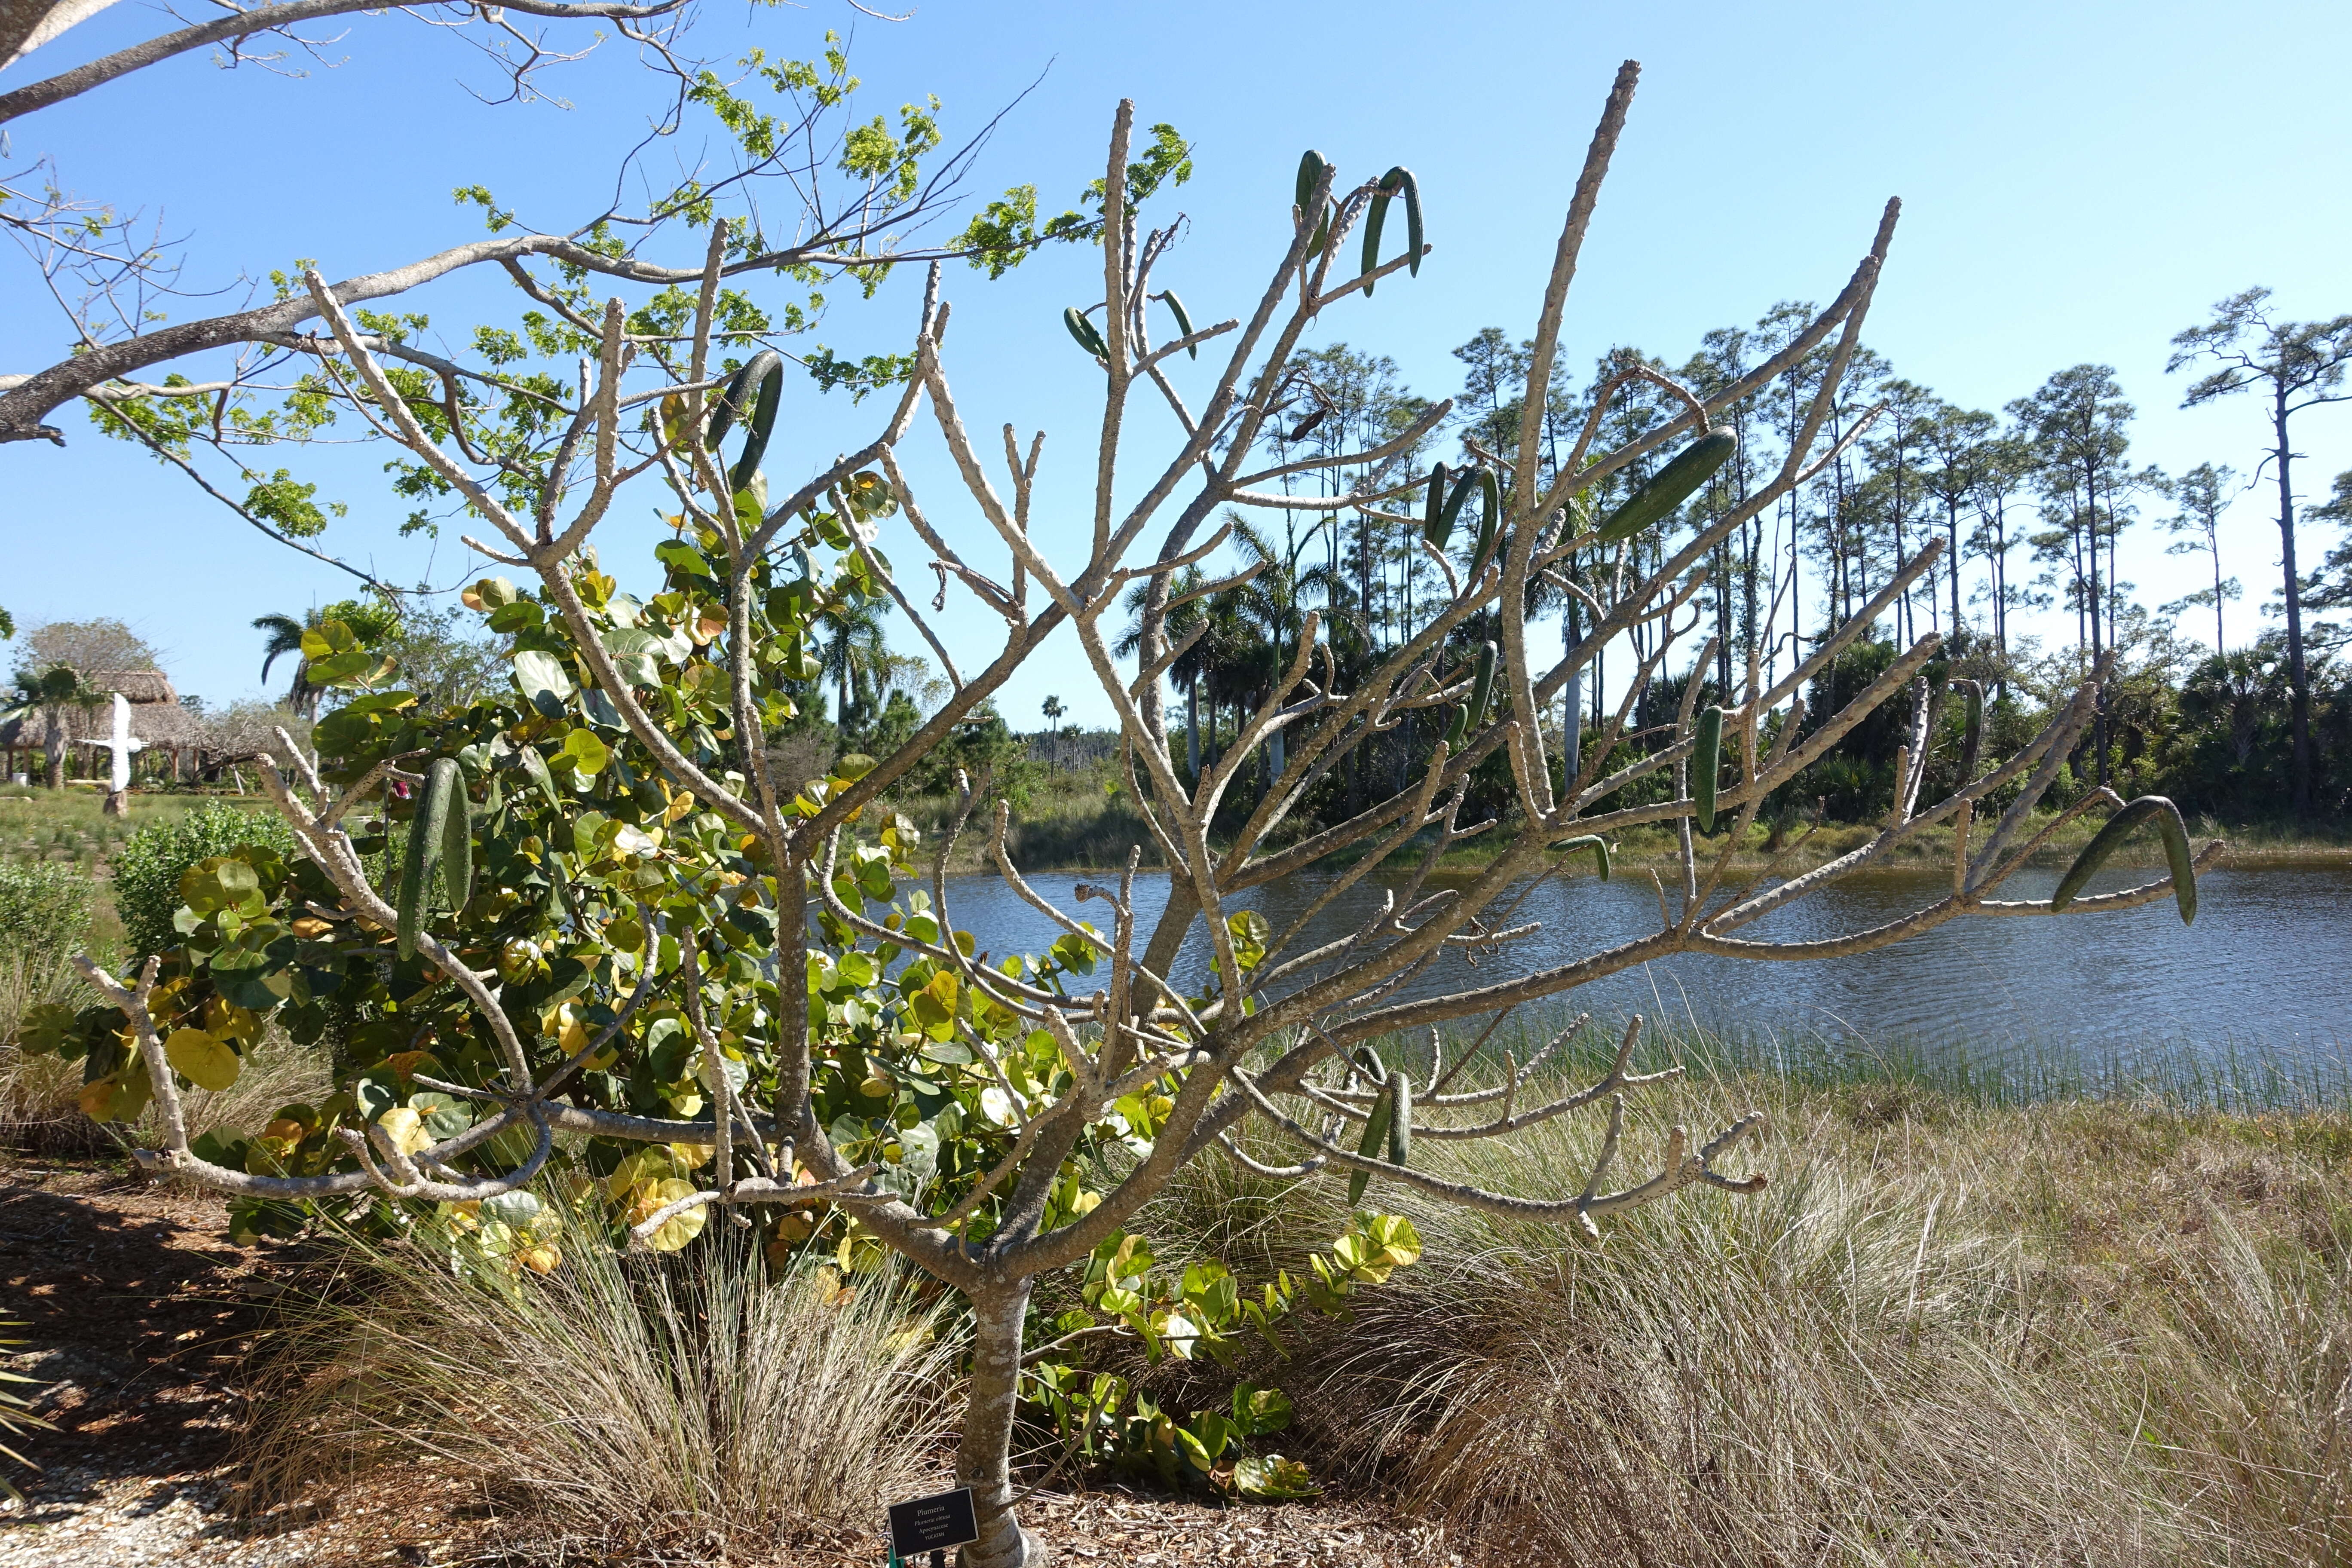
80,692,146,794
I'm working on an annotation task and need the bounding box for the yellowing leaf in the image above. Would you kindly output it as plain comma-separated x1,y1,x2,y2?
165,1028,241,1092
625,1176,706,1252
383,1050,440,1082
202,994,260,1044
542,1002,589,1054
78,1074,122,1120
376,1106,433,1155
606,1146,684,1199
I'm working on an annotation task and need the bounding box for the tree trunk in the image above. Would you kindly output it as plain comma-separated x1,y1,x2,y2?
1185,677,1200,779
1947,499,1963,641
957,1283,1046,1568
2086,467,2107,790
41,705,64,789
2209,519,2227,653
2275,389,2312,818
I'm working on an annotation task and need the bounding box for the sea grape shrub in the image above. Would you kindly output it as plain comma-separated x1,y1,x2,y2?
25,507,1421,1490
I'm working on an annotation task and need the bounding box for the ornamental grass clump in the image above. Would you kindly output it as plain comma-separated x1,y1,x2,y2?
0,860,96,1148
1151,1064,2352,1566
34,59,2230,1567
246,1225,957,1554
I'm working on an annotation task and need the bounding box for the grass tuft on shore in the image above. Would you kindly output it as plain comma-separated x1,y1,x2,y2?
1135,1044,2352,1565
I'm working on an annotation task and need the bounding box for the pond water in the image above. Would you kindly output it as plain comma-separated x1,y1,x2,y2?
931,861,2352,1081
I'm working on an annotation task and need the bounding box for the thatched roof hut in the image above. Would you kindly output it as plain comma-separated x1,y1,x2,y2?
2,669,212,782
0,670,207,750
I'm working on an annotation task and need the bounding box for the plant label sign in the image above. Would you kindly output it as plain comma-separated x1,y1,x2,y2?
887,1485,978,1564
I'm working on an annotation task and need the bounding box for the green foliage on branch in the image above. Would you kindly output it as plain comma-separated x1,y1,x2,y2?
31,471,1413,1496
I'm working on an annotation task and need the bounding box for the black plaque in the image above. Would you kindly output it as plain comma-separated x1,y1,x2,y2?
887,1485,979,1558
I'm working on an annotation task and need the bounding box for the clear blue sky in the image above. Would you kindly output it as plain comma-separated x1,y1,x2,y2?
5,0,2349,728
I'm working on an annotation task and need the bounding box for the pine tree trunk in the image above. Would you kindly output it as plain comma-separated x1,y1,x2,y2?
1948,500,1963,640
2276,389,2313,818
957,1284,1047,1568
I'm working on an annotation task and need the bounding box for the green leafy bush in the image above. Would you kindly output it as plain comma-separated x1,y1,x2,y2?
0,861,90,971
110,802,295,960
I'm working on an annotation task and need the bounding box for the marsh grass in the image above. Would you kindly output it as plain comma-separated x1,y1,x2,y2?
891,778,1168,871
245,1222,960,1556
1417,808,2352,878
1138,1035,2352,1565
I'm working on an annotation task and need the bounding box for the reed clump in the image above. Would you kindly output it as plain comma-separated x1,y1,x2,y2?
1148,1053,2352,1565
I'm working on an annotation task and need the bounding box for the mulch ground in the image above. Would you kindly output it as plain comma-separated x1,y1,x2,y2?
0,1156,1474,1568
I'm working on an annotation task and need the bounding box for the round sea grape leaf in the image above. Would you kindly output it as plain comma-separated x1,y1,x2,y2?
17,1003,81,1057
409,1091,472,1142
376,1106,433,1155
605,1145,683,1200
165,1028,242,1093
625,1177,706,1252
481,1189,542,1228
180,856,263,918
512,650,576,716
560,727,610,778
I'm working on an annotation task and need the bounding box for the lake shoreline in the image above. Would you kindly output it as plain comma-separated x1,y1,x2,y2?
920,804,2352,876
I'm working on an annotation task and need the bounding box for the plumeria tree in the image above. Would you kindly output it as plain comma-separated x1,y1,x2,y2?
27,63,2217,1568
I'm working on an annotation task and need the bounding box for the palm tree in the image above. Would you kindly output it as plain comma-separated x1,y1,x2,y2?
1118,566,1213,778
254,599,401,719
814,597,893,739
1229,517,1338,780
2,665,98,789
252,614,321,719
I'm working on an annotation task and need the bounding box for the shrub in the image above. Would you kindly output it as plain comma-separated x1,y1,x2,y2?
246,1227,956,1555
110,802,294,960
0,861,89,969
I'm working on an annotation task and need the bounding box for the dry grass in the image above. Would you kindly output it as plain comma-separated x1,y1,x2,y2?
1148,1067,2352,1566
0,898,107,1155
172,1029,334,1142
0,1012,328,1158
245,1223,960,1557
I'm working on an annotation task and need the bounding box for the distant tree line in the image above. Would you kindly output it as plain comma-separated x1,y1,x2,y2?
1096,287,2352,832
17,294,2346,832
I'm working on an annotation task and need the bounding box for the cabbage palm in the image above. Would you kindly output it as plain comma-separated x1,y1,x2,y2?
254,600,401,719
2,664,95,788
1120,566,1216,776
814,598,892,739
1231,518,1340,778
